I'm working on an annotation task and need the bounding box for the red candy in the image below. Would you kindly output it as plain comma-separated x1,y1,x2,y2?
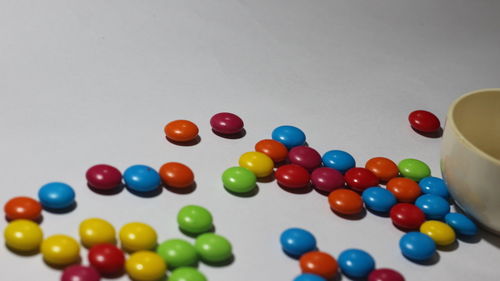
408,110,440,133
61,265,101,281
88,243,125,275
275,164,310,188
368,268,405,281
288,146,322,171
390,203,426,230
4,196,42,221
210,112,244,135
311,167,345,193
86,164,122,190
344,167,379,192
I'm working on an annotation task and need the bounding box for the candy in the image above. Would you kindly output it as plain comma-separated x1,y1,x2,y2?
61,265,101,281
338,249,375,278
293,274,327,281
255,139,288,163
310,167,345,193
399,232,436,261
408,110,440,133
41,234,80,265
159,162,194,188
288,146,322,171
194,233,232,263
280,228,317,257
123,165,161,193
156,239,198,268
299,251,338,279
38,182,75,210
4,219,43,252
386,178,421,203
177,205,213,234
4,196,42,221
164,120,199,142
126,251,166,281
418,177,449,198
85,164,122,190
344,167,379,192
79,218,116,248
169,267,207,281
444,213,478,236
365,157,399,182
328,189,363,215
397,159,431,182
275,164,310,189
322,150,355,173
390,203,426,230
88,243,125,275
420,220,456,246
414,194,450,219
368,268,405,281
119,222,157,252
238,151,274,178
362,187,397,213
210,112,244,135
271,125,306,149
222,166,257,193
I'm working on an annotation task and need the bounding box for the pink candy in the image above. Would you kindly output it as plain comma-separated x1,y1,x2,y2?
61,265,101,281
210,112,244,135
311,167,345,192
288,146,322,171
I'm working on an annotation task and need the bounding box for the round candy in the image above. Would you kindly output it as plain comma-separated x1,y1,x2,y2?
88,243,125,275
85,164,122,190
338,249,375,278
255,139,288,163
368,268,405,281
420,220,456,246
164,120,199,142
123,165,161,193
310,167,345,193
408,110,440,133
119,222,157,252
399,232,436,261
177,205,213,234
271,125,306,149
362,187,397,213
322,150,355,173
194,233,232,263
38,182,75,210
169,267,207,281
238,151,274,178
280,228,316,257
414,194,450,219
386,177,421,203
156,239,198,268
4,196,42,221
365,157,399,182
390,203,426,230
418,177,449,198
221,166,257,193
61,265,101,281
444,213,478,236
41,234,80,265
159,162,194,188
397,159,431,182
275,164,310,189
293,274,327,281
288,146,322,171
79,218,116,248
299,251,338,279
344,167,379,192
126,251,166,281
210,112,244,134
4,219,43,252
328,189,363,215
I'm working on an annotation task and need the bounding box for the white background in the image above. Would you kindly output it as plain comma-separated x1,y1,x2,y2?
1,0,500,280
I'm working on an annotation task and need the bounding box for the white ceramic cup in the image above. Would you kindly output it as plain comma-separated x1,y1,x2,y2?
441,88,500,235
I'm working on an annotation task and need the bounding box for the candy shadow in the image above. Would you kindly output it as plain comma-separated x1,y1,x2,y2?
43,256,82,270
5,244,40,256
164,182,197,195
179,225,216,238
224,185,260,198
330,208,367,221
438,241,459,252
412,127,443,138
366,208,390,218
257,174,275,183
457,234,481,244
101,269,126,279
5,215,44,224
283,247,319,260
278,183,313,194
406,252,440,266
43,202,77,214
165,136,201,146
126,186,163,198
88,183,125,196
211,129,246,139
201,254,235,267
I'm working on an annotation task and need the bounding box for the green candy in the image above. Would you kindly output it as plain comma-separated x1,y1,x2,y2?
177,205,213,234
222,166,257,193
194,233,232,263
156,239,198,268
398,158,431,181
169,267,207,281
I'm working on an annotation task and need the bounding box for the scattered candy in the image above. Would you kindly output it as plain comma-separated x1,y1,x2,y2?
386,177,421,203
280,228,317,257
299,251,338,279
344,167,379,192
397,159,431,182
157,239,198,268
61,265,101,281
85,164,122,190
272,125,306,149
177,205,213,234
79,218,116,248
255,139,288,163
418,177,449,198
194,233,233,263
293,274,327,281
210,112,244,135
362,187,397,213
119,222,157,252
4,196,42,221
126,251,167,281
4,219,43,252
275,164,310,189
338,249,375,278
169,267,207,281
420,220,456,246
159,162,194,188
123,165,161,193
390,203,426,230
88,243,125,275
408,110,440,133
444,213,478,236
414,194,450,219
38,182,75,210
365,157,399,182
288,146,322,171
368,268,405,281
41,234,80,265
322,150,355,173
238,151,274,178
164,120,199,142
222,166,257,193
399,232,436,261
328,189,364,215
310,167,345,193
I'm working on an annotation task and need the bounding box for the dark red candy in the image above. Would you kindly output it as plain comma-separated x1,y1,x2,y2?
288,146,322,171
88,243,125,275
408,110,440,133
390,203,425,230
368,268,405,281
344,167,379,192
275,164,310,189
86,164,122,190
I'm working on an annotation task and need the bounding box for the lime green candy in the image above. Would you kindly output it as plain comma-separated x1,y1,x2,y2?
194,233,232,263
156,239,197,268
169,267,207,281
177,205,213,234
222,166,257,193
398,158,431,181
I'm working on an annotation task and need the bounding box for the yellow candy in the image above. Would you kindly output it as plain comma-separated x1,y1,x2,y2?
420,220,456,246
126,251,167,281
41,234,80,265
119,222,157,252
238,151,274,178
79,218,116,248
4,219,43,252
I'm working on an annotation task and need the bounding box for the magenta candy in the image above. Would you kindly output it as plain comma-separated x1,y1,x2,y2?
368,268,405,281
61,265,101,281
288,146,322,171
210,112,244,134
311,167,345,192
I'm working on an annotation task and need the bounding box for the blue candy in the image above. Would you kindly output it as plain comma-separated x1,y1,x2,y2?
321,150,355,173
419,177,449,198
280,228,316,257
272,125,306,149
338,249,375,278
445,213,478,236
123,164,161,192
38,182,75,209
399,232,436,261
362,186,397,212
415,194,450,219
293,273,326,281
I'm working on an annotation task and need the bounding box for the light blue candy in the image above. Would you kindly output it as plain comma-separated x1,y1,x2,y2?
415,194,450,219
445,213,478,236
362,186,397,213
293,273,326,281
38,182,76,209
399,232,436,261
338,249,375,278
123,164,161,192
321,150,355,173
272,125,306,149
419,177,449,198
280,228,316,257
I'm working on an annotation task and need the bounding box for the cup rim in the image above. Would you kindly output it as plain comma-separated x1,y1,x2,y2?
448,88,500,166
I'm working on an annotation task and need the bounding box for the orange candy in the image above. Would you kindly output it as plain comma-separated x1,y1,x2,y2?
159,162,194,188
365,157,399,182
387,177,421,203
164,120,199,142
328,189,363,215
4,197,42,221
254,139,288,163
300,251,338,279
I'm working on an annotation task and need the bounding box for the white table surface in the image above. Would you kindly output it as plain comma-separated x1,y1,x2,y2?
1,1,500,280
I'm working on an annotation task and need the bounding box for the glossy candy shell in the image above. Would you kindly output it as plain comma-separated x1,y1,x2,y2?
210,112,244,134
280,228,317,257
